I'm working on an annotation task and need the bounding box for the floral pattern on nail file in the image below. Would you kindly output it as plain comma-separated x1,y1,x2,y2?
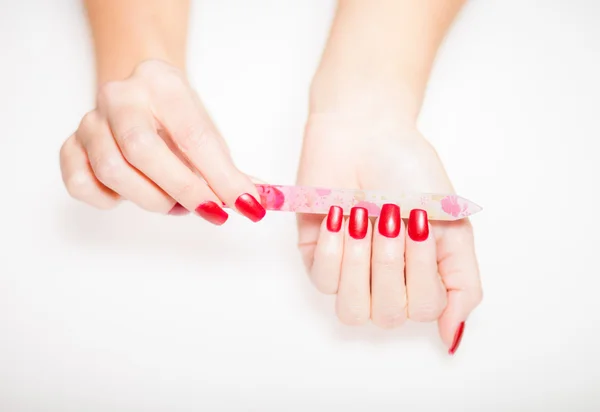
254,184,482,221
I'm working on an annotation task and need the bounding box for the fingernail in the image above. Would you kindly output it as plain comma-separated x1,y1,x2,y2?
235,193,266,222
169,203,189,216
378,204,400,238
448,322,465,355
349,207,368,239
326,206,343,232
195,201,229,225
408,209,429,241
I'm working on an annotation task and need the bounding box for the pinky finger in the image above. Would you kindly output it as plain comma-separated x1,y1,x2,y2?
59,134,121,209
435,220,483,355
437,290,479,356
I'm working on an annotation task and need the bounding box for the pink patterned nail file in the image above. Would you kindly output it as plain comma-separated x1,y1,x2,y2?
254,184,481,221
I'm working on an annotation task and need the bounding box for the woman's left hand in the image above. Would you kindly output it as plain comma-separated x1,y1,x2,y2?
296,93,482,355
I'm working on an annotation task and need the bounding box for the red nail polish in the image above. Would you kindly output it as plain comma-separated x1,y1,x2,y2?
169,203,189,216
349,207,368,239
195,201,229,225
408,209,429,241
378,204,400,238
326,206,343,232
235,193,266,222
448,322,465,355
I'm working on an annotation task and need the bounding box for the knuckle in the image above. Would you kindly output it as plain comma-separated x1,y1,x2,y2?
175,123,212,153
336,304,370,326
449,224,475,248
312,277,338,295
314,247,340,264
135,60,184,91
170,180,196,202
372,252,402,269
92,153,123,186
471,286,484,307
372,307,407,329
59,139,71,164
117,127,155,161
96,81,122,106
408,254,431,268
63,170,91,200
409,300,445,322
78,111,101,134
343,252,369,267
457,231,475,249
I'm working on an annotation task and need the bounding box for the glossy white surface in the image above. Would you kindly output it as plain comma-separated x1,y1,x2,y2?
1,1,599,410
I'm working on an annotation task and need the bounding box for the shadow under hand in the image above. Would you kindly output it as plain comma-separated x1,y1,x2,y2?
55,200,294,268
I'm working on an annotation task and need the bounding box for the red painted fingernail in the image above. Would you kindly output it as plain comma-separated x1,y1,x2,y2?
235,193,266,222
448,322,465,355
408,209,429,241
195,201,229,225
168,203,189,216
378,204,400,238
326,206,343,232
349,207,368,239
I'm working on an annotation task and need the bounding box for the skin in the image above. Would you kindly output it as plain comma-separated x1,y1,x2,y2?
60,0,262,221
60,0,482,353
298,0,482,351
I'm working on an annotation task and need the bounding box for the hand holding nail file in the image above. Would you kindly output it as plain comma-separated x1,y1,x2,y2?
238,184,482,221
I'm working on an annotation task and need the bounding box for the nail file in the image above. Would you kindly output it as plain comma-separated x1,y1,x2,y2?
250,184,481,221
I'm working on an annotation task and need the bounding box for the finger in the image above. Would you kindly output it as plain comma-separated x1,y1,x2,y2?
248,175,268,185
59,133,121,209
310,206,344,294
371,204,407,329
102,89,228,225
297,213,322,272
148,77,265,222
76,111,173,213
336,207,372,326
406,209,447,323
435,220,482,355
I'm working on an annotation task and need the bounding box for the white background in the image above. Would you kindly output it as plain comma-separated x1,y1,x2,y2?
1,0,599,411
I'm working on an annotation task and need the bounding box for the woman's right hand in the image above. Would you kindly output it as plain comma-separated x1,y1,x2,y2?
60,60,266,224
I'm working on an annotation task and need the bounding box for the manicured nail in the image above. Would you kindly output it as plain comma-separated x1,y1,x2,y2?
326,206,343,232
448,322,465,355
195,201,229,225
378,204,400,238
169,203,189,216
408,209,429,241
235,193,266,222
349,207,368,239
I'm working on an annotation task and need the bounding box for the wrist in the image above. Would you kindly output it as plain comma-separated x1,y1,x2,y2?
95,44,186,86
309,0,457,122
309,67,422,125
310,41,425,122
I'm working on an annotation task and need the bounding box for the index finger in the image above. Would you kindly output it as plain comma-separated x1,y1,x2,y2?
151,80,265,222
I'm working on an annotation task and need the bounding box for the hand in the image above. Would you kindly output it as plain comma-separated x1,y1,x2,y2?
296,100,482,354
60,60,265,224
